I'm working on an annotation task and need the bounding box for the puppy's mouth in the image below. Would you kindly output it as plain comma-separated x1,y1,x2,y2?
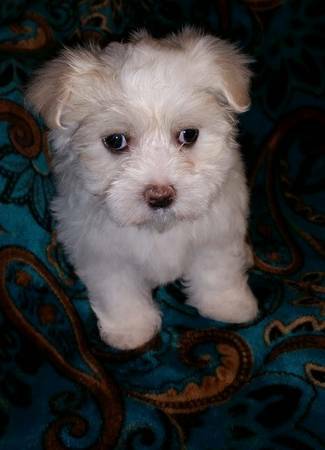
148,208,177,232
106,188,206,231
145,206,203,232
106,197,177,231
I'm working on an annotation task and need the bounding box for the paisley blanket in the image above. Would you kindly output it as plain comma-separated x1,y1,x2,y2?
0,1,324,449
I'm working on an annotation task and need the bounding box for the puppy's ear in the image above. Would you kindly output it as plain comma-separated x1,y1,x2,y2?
210,39,252,113
174,27,252,113
26,46,103,128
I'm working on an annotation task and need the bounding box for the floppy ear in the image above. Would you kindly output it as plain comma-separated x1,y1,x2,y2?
173,28,252,113
26,46,103,128
209,38,252,113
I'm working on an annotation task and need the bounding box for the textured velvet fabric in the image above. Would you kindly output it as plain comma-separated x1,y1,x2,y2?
0,1,324,449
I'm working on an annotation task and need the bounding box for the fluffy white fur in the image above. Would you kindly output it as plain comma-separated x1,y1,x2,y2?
27,28,258,350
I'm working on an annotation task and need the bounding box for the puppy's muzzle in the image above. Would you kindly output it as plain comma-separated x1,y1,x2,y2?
143,184,176,209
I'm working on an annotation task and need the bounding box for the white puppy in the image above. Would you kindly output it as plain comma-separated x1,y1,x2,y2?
27,28,258,350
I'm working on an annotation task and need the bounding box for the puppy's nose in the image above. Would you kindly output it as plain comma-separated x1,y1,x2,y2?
143,184,176,209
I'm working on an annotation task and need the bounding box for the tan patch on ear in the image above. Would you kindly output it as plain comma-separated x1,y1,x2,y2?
219,54,251,112
171,27,252,113
26,46,104,128
224,79,251,112
26,55,71,128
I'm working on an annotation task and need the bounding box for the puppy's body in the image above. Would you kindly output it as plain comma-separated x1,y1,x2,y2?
27,29,258,349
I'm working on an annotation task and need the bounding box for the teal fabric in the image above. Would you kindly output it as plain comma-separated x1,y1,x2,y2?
0,0,27,24
0,1,324,449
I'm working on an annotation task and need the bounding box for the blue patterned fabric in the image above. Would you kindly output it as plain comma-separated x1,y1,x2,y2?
0,1,324,449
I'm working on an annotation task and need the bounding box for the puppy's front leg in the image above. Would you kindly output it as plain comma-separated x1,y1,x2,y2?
185,243,258,323
83,267,162,350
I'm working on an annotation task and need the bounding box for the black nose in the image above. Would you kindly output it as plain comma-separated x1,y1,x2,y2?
143,184,176,209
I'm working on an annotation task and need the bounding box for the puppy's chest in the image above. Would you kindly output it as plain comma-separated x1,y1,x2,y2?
131,230,190,285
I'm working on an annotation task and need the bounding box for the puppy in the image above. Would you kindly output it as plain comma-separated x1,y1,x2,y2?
27,28,258,350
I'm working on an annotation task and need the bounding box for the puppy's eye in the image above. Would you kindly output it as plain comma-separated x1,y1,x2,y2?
178,128,199,145
102,134,128,153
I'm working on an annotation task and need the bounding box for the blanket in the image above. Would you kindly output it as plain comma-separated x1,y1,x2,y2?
0,1,324,449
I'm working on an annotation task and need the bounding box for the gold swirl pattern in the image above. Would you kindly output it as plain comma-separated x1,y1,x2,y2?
0,246,122,450
264,316,325,345
0,99,42,158
285,272,325,316
305,363,325,388
265,335,325,362
129,329,252,414
0,12,53,52
0,2,324,447
264,315,325,388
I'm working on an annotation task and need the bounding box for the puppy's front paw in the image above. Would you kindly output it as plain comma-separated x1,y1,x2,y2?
189,283,258,324
97,309,162,350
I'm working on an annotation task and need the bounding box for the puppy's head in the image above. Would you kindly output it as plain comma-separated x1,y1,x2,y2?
27,28,251,230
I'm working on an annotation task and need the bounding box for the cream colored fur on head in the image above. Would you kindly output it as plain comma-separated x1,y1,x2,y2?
27,28,258,350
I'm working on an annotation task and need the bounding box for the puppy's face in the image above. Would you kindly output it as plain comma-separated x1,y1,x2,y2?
27,29,251,230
